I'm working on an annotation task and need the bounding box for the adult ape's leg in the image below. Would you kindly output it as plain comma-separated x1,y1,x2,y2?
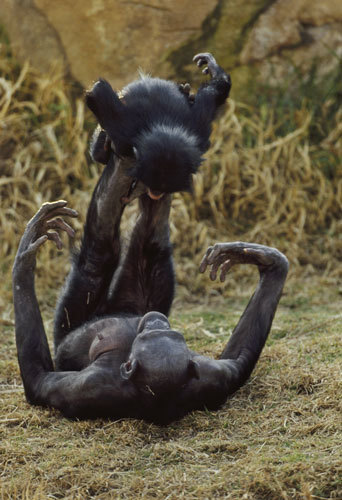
53,156,145,350
103,194,174,317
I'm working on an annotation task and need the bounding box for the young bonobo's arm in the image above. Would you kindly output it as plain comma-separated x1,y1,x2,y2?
191,53,231,148
193,242,288,403
12,201,78,404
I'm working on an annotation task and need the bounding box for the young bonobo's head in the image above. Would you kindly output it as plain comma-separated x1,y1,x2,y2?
120,312,199,396
86,78,204,199
130,124,203,197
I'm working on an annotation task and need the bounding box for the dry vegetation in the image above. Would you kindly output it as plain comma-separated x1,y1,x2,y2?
0,32,341,499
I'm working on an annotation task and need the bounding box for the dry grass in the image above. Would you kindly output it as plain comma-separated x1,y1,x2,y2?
1,300,341,499
0,34,341,499
0,36,341,303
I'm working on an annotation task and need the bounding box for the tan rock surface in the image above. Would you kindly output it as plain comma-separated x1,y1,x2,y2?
0,0,66,74
241,0,342,63
1,0,341,91
1,0,217,88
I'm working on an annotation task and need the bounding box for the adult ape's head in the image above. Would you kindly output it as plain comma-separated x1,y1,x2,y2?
120,312,200,396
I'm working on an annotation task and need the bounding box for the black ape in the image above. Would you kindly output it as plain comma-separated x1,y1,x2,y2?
86,53,231,199
12,153,288,424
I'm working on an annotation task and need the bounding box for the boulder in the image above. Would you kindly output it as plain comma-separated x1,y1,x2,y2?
240,0,342,85
0,0,341,93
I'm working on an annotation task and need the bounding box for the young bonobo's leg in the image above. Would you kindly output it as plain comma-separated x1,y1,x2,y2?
103,194,174,317
53,155,146,350
200,242,289,393
12,201,77,402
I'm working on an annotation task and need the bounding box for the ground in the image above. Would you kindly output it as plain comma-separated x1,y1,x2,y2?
1,282,341,500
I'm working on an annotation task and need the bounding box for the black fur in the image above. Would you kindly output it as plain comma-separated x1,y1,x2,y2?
12,155,288,424
86,53,231,194
12,55,289,425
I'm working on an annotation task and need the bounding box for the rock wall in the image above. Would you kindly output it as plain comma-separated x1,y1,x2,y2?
1,0,341,94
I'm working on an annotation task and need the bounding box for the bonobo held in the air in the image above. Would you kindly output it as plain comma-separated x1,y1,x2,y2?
86,52,231,200
12,147,289,424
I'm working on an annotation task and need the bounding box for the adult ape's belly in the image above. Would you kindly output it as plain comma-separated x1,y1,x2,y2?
55,316,140,371
88,317,140,361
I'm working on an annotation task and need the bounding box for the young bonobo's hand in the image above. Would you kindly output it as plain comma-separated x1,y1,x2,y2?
193,53,222,78
178,82,195,105
16,200,78,262
199,242,286,282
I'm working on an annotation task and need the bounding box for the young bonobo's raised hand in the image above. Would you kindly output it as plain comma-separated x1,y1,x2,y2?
191,52,231,119
15,200,78,265
200,242,287,282
193,52,226,79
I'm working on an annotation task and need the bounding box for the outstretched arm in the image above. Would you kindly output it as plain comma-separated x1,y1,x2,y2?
12,201,77,404
191,53,231,150
199,242,289,396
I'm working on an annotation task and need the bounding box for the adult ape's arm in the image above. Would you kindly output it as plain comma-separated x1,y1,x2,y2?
181,241,289,413
12,201,79,404
199,242,289,397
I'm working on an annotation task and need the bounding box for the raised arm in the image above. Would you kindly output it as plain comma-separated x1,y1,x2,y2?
199,242,289,396
12,201,78,404
191,53,231,150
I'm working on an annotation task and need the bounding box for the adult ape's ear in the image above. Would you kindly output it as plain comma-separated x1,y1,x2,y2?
89,127,111,164
120,359,139,380
188,359,200,380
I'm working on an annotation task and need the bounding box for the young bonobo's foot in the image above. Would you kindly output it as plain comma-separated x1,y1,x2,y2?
199,242,289,282
14,201,78,267
193,53,223,78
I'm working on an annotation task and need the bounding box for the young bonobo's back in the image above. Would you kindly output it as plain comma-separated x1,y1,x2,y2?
86,53,231,197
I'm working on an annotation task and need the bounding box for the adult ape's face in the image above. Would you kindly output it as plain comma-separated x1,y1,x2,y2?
120,312,199,394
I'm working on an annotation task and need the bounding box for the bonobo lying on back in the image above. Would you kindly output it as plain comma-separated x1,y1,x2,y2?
12,154,289,424
86,52,231,199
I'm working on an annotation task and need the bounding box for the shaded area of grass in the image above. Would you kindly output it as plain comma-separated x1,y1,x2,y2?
1,296,341,499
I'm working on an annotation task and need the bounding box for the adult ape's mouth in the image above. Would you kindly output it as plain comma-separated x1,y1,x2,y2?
147,189,164,200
